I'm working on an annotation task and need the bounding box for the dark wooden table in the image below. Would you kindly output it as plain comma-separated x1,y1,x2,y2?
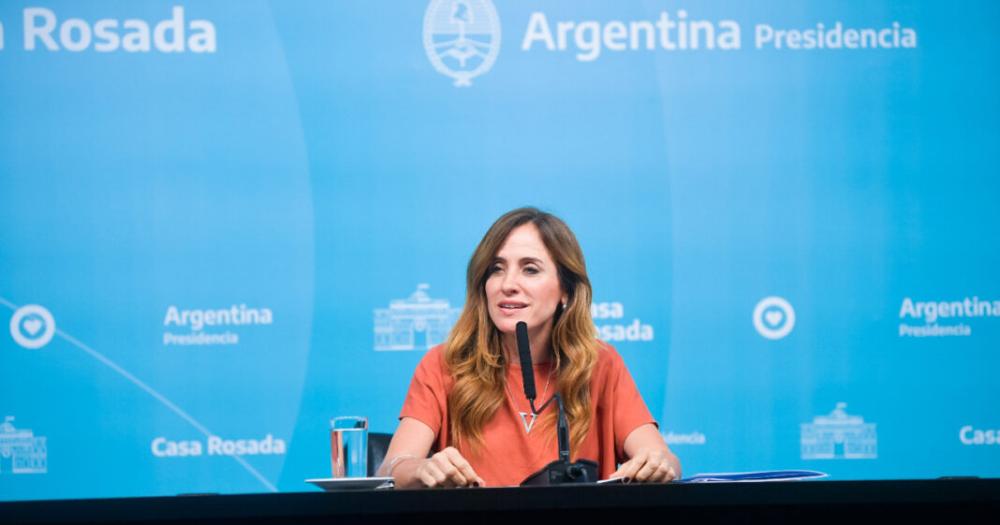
3,478,998,524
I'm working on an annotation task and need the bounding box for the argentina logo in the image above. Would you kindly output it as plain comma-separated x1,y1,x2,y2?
423,0,501,87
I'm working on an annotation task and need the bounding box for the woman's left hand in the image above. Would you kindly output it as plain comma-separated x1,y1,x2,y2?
611,447,680,483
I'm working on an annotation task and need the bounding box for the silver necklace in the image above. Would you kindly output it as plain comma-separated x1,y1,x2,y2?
505,364,554,434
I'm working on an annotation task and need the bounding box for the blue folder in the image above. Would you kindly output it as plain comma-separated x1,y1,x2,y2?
678,470,828,483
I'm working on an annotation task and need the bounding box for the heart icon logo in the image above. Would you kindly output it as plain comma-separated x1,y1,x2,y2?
23,318,43,336
753,297,795,340
10,304,56,349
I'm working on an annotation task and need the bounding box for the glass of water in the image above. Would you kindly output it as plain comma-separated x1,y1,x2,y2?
330,416,368,478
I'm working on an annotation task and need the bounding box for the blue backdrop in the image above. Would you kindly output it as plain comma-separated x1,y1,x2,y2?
2,0,998,501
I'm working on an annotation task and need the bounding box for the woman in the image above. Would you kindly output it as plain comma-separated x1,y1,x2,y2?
379,207,680,488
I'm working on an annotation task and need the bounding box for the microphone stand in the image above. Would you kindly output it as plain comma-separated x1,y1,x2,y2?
514,322,598,486
519,393,598,486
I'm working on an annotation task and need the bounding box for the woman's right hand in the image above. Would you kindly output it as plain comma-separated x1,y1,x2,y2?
380,418,486,489
412,447,486,488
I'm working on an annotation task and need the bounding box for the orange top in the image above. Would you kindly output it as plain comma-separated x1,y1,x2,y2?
399,342,657,486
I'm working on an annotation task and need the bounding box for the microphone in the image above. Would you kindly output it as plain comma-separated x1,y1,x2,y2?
514,321,598,486
515,322,537,406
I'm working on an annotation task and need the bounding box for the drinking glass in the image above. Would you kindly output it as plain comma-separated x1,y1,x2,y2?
330,416,368,478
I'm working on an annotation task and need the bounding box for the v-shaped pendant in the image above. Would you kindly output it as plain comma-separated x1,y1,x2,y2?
518,411,537,433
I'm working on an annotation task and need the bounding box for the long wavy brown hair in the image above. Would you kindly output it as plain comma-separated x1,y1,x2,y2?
444,207,600,457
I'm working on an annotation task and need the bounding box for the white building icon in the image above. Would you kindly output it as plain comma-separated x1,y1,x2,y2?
800,403,877,460
374,284,461,351
0,416,47,474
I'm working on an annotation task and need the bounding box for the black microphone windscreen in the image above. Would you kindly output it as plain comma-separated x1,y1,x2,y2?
515,321,536,400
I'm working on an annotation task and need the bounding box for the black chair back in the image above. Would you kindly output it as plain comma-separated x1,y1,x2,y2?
367,432,393,476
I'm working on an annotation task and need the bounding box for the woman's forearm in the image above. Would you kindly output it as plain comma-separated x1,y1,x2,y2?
383,456,425,489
